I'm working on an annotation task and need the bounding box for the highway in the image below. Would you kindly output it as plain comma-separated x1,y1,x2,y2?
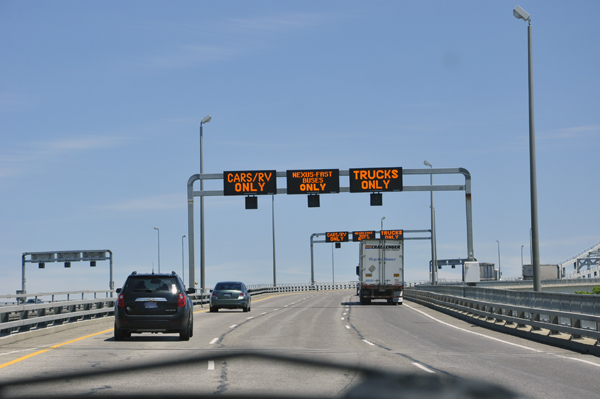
1,290,600,398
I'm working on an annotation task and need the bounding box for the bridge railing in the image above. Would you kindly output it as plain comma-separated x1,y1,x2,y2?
406,284,600,344
0,283,357,336
0,290,116,336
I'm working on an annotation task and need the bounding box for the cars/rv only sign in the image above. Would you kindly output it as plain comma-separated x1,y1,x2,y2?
223,170,277,195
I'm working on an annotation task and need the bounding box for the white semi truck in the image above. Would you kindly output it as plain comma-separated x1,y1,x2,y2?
356,239,404,305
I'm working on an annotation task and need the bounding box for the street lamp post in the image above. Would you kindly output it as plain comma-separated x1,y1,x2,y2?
331,243,335,284
272,194,277,286
521,244,524,269
182,234,186,285
514,5,541,291
424,160,437,285
199,114,211,296
154,227,160,273
496,240,501,280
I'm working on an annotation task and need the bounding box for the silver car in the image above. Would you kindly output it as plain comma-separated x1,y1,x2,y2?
209,281,251,312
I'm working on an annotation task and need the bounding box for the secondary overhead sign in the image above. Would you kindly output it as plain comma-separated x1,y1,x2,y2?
349,167,403,192
286,169,340,195
325,232,349,242
380,229,404,240
352,231,376,242
223,170,277,195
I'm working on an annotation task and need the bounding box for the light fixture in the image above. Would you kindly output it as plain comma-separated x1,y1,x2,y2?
513,5,530,21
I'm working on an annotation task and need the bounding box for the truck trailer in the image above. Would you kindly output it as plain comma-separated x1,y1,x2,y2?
356,239,404,305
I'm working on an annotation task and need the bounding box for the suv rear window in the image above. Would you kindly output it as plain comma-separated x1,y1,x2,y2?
125,277,180,294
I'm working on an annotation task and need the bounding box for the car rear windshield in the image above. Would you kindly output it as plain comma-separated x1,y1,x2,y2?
215,283,242,291
125,277,180,294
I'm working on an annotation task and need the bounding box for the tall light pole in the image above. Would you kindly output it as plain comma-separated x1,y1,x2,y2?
514,5,541,291
496,240,501,280
521,244,524,269
199,114,211,295
424,160,437,285
272,194,277,286
331,243,335,284
154,227,160,273
380,216,385,232
182,234,186,285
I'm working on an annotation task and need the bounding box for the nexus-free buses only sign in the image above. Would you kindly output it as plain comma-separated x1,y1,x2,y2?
286,169,340,195
224,170,277,195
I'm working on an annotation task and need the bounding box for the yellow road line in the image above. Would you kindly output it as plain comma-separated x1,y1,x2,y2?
0,329,112,370
2,292,302,369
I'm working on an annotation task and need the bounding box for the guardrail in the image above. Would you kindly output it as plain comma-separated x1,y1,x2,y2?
405,285,600,348
1,283,357,337
0,290,116,336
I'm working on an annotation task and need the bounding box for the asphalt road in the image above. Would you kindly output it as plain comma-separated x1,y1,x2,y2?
1,290,600,398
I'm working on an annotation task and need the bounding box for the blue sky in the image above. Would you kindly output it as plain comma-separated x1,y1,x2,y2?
1,1,599,296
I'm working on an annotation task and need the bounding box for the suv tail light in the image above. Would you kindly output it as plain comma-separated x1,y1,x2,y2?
178,293,186,308
118,294,125,308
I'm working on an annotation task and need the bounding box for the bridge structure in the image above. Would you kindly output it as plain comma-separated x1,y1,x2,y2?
560,240,600,280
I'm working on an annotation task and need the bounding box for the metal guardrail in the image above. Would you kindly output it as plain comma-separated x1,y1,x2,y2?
1,283,357,336
0,290,116,336
406,285,600,344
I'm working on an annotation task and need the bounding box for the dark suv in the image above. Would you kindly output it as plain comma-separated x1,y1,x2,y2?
114,271,195,341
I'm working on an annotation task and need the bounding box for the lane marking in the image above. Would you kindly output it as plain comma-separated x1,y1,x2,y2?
0,348,39,357
345,325,351,330
209,338,218,345
341,317,344,320
0,328,112,370
208,361,215,370
413,362,435,373
554,354,600,369
261,312,267,315
246,317,254,320
405,304,542,352
229,325,237,329
362,339,375,346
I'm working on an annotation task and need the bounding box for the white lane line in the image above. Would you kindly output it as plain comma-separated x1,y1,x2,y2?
229,325,237,329
554,354,600,369
208,361,215,370
261,312,267,315
343,312,347,316
404,304,542,352
0,349,38,356
209,338,218,345
413,362,435,373
345,325,351,330
247,317,254,320
362,339,375,346
341,317,345,320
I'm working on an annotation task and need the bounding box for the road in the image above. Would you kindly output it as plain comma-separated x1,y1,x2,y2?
1,290,600,398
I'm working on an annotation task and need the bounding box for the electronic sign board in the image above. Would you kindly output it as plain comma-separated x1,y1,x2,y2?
352,230,376,242
286,169,339,195
349,167,403,192
380,229,404,240
325,231,349,243
223,170,277,196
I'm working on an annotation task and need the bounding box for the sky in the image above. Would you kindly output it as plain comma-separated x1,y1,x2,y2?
1,1,599,296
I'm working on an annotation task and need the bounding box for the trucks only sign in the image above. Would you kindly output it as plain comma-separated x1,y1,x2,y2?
349,167,403,192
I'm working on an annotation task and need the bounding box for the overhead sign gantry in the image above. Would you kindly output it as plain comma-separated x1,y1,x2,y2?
187,167,473,293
